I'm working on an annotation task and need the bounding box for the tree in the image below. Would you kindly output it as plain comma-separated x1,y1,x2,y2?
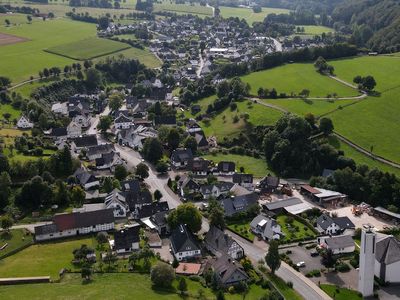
167,203,202,233
150,262,175,288
265,240,281,274
304,113,315,126
319,117,334,135
142,138,163,164
97,115,112,133
0,215,13,231
85,68,102,90
27,15,32,23
184,136,197,154
208,199,225,229
136,163,149,180
154,189,163,201
83,60,92,69
167,128,180,150
5,19,10,26
96,232,108,244
81,266,92,281
103,250,118,270
387,204,398,213
98,16,110,30
253,5,261,13
114,164,128,181
77,70,84,80
70,186,85,207
321,249,336,269
155,161,169,174
108,92,124,112
362,75,376,91
216,290,225,300
0,172,11,209
299,89,310,98
178,277,188,294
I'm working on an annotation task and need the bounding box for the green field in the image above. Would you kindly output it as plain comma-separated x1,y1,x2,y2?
96,46,161,68
0,237,95,279
203,153,273,178
0,103,21,121
264,98,358,117
201,100,283,139
320,284,362,300
0,229,33,259
45,37,129,60
276,215,316,243
241,63,359,98
154,1,213,16
297,25,335,35
220,6,290,25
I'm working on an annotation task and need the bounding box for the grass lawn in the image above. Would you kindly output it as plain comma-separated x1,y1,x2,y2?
201,100,283,140
241,63,359,98
227,220,255,242
266,273,303,300
95,46,161,68
320,284,362,300
202,153,273,178
0,128,28,137
45,37,130,60
276,215,316,243
327,136,400,177
220,6,290,25
0,104,21,121
0,229,33,259
154,1,213,16
0,236,96,279
264,98,357,117
297,25,335,35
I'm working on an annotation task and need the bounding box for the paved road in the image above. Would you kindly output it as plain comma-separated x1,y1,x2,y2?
226,230,330,300
12,222,52,233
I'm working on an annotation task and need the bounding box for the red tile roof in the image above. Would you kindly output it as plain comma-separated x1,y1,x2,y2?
175,263,202,275
301,184,320,194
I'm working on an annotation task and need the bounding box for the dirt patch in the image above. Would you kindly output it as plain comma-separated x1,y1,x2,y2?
0,32,28,46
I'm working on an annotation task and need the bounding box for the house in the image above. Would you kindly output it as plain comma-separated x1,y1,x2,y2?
316,214,355,235
204,225,244,260
179,176,200,197
136,201,169,220
47,127,68,141
17,116,33,129
73,168,100,190
219,193,259,217
51,102,68,115
199,182,234,200
154,115,176,126
232,173,253,189
104,189,129,218
205,256,249,287
113,224,141,254
374,235,400,283
95,152,123,171
87,144,115,161
71,135,98,153
171,148,193,169
150,210,170,235
126,96,138,109
250,214,282,241
373,206,400,223
67,121,82,138
117,125,158,150
72,114,91,129
257,176,280,193
187,158,210,176
122,181,153,217
144,230,162,248
317,235,355,255
263,197,312,215
300,185,347,208
217,161,235,175
170,224,201,261
34,209,114,241
190,131,208,149
186,120,202,133
114,114,133,129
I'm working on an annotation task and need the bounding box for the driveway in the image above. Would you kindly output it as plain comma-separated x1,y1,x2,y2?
154,238,173,263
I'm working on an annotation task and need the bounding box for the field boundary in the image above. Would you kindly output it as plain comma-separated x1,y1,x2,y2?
44,45,131,61
0,241,33,261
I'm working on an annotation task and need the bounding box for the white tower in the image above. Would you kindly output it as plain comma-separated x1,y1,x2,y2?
358,224,376,297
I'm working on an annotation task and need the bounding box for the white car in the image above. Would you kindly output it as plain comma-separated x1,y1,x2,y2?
296,261,306,268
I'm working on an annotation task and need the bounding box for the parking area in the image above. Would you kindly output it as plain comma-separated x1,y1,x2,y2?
328,206,393,231
154,238,173,263
280,245,323,274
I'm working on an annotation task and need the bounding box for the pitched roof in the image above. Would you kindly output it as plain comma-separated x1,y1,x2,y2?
72,135,98,148
217,161,235,173
175,262,202,275
316,214,334,230
137,201,169,219
171,148,193,163
170,224,200,253
376,235,400,265
210,256,248,285
204,225,240,256
219,193,258,216
232,173,253,184
334,216,355,230
115,114,132,124
114,224,141,251
50,127,67,137
325,235,354,250
154,115,176,125
264,197,303,211
87,144,115,157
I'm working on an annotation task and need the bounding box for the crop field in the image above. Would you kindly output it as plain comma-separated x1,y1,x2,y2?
0,237,95,279
241,63,359,98
0,32,28,45
220,6,290,25
264,98,358,117
95,47,161,68
45,37,129,60
201,100,283,140
154,1,213,16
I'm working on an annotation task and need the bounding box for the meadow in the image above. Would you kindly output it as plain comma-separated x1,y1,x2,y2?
241,63,359,98
0,229,33,259
320,284,362,300
153,1,213,16
0,103,21,121
219,6,290,25
202,152,273,178
0,236,95,279
45,37,130,60
297,25,335,35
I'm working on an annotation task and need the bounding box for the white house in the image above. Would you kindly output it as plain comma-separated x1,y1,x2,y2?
114,114,133,129
67,121,82,138
17,116,33,129
34,209,114,241
73,114,91,128
317,235,355,255
104,189,129,218
204,225,244,260
250,214,281,241
316,214,355,235
374,235,400,284
170,224,201,261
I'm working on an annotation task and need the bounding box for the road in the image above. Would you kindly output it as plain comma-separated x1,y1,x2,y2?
226,230,330,300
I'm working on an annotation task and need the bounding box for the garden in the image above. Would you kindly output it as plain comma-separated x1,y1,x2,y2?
276,214,317,243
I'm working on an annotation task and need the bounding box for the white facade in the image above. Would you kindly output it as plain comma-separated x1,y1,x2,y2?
175,249,201,261
35,222,114,241
67,121,82,138
375,260,400,283
358,227,376,297
17,116,33,129
317,222,341,235
83,180,100,190
115,241,139,254
227,241,244,260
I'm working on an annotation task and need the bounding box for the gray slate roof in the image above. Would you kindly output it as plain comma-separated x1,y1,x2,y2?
264,197,302,211
204,225,241,257
376,235,400,265
325,235,355,250
170,224,200,253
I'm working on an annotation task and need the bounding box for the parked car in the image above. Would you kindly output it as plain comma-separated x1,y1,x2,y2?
296,261,306,267
310,250,319,257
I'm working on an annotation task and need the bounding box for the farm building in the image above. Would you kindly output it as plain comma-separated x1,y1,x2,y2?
300,185,347,208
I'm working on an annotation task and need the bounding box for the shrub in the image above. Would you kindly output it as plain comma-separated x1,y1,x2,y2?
335,262,351,272
286,281,293,288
